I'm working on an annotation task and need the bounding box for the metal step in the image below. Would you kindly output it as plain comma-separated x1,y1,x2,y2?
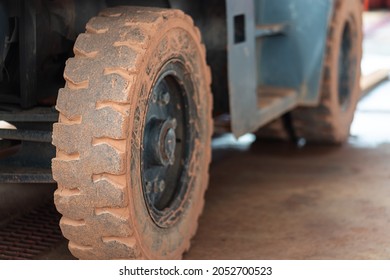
0,106,58,122
0,129,52,143
255,23,287,38
213,87,298,135
256,86,298,128
0,167,54,183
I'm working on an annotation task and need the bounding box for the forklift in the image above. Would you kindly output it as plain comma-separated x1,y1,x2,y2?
0,0,362,259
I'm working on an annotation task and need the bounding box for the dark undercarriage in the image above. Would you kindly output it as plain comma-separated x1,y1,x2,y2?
0,0,228,183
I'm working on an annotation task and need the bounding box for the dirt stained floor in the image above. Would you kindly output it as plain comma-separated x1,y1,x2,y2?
32,81,390,259
187,137,390,259
1,85,390,260
184,80,390,259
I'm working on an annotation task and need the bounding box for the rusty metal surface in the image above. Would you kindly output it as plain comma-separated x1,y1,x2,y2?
0,202,62,260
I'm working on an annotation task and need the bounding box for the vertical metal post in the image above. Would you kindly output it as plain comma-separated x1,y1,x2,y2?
226,0,258,136
19,0,37,108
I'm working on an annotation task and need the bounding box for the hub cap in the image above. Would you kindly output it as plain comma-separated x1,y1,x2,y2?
141,61,193,228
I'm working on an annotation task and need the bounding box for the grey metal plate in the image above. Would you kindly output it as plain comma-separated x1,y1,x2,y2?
226,0,258,136
226,0,333,136
255,0,333,105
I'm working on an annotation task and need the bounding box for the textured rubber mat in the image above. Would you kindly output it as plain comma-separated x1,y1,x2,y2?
0,202,62,260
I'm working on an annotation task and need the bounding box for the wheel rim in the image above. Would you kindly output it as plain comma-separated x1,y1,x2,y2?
338,18,356,111
141,60,193,228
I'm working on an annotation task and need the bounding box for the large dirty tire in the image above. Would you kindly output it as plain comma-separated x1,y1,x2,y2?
52,7,212,259
291,0,362,143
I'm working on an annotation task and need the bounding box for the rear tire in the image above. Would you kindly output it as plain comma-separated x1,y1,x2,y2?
52,7,212,259
292,0,363,143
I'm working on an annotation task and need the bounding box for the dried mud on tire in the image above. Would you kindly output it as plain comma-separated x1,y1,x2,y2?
291,0,362,144
52,7,212,259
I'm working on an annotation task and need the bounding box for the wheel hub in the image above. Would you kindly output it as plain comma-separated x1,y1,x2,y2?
161,125,177,165
147,118,177,166
141,61,193,228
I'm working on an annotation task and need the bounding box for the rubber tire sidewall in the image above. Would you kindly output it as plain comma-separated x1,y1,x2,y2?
127,19,211,259
324,0,362,142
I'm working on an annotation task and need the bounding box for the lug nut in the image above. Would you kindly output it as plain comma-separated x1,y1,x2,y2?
159,92,170,105
151,91,158,103
153,180,165,193
158,180,165,192
171,118,177,129
145,181,153,193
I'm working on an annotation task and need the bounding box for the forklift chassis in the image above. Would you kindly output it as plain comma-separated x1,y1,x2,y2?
0,0,362,259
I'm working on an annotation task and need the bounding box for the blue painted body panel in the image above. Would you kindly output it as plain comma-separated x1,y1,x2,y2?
256,0,333,105
226,0,334,136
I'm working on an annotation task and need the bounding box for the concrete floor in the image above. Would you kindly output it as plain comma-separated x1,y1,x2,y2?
1,11,390,260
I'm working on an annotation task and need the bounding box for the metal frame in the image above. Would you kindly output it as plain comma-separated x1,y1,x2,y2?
0,0,336,182
226,0,333,136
